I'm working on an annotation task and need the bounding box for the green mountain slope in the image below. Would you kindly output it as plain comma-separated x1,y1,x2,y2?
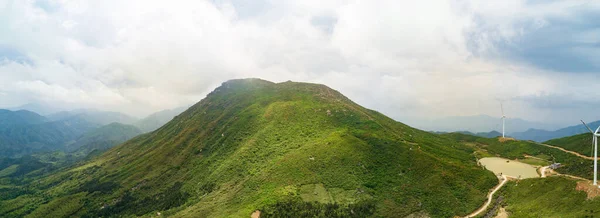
0,116,98,157
68,122,143,155
499,177,600,218
544,133,593,156
1,79,497,217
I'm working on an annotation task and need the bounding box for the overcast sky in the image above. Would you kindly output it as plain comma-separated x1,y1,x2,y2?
0,0,599,127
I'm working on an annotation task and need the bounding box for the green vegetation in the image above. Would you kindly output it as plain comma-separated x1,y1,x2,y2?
0,79,497,217
0,116,98,157
445,133,592,179
517,157,550,166
545,133,593,156
67,122,142,155
500,177,600,217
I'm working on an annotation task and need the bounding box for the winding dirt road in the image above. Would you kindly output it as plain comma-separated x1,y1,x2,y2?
464,175,509,218
466,142,593,217
538,143,593,160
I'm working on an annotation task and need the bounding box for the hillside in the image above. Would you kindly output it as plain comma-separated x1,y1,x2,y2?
134,107,188,133
0,123,141,190
457,130,503,138
68,123,143,155
499,177,600,217
0,79,497,218
445,133,592,179
0,109,47,128
544,133,593,156
0,116,98,157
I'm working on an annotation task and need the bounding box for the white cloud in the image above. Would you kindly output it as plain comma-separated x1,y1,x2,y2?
0,0,598,126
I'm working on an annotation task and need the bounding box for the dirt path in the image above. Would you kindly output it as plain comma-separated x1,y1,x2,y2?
465,175,508,218
540,166,548,178
538,143,593,160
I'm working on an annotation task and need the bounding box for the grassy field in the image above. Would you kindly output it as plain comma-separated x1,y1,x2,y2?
0,79,498,217
500,177,600,217
545,133,593,156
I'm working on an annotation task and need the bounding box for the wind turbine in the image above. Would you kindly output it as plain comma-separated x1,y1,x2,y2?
581,120,600,186
501,103,506,138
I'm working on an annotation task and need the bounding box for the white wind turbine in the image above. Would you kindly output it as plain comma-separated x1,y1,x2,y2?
501,104,506,138
581,120,600,186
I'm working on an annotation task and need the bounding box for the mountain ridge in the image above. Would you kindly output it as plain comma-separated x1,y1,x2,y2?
0,78,496,217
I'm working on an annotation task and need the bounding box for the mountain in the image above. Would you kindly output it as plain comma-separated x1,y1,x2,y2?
0,116,98,157
0,79,497,218
415,115,557,133
0,123,141,183
68,122,142,155
500,177,599,217
134,106,188,133
0,109,47,128
47,109,139,125
544,133,592,156
431,130,503,138
458,130,503,138
511,120,600,142
8,103,66,115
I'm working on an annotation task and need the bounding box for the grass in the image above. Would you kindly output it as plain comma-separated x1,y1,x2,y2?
518,157,550,166
545,133,593,157
446,133,593,180
499,177,600,217
0,79,497,217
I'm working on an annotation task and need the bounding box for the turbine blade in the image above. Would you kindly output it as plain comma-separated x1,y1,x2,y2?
501,103,504,116
581,120,595,134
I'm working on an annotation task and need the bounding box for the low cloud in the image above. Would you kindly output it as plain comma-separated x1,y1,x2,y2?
0,0,598,126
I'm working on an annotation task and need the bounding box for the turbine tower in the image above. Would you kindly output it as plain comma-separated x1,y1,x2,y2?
581,120,600,187
501,103,506,138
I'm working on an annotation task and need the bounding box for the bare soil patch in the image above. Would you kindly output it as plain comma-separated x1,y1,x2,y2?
576,181,600,199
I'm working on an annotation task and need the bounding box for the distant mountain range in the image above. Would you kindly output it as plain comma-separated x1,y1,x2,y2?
0,105,187,158
134,106,188,133
510,120,600,142
419,114,600,142
47,109,138,125
415,115,560,133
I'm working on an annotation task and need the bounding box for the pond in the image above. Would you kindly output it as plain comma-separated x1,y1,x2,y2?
479,157,539,179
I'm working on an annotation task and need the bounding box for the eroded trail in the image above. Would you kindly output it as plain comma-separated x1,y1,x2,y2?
538,143,593,160
464,175,509,218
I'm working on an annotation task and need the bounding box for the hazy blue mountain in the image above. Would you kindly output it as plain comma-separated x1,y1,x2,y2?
134,106,188,132
0,109,47,128
47,109,139,125
0,116,99,157
415,114,558,133
68,122,142,155
8,103,66,115
511,120,600,142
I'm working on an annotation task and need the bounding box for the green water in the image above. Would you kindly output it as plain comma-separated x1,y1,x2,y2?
479,157,539,179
